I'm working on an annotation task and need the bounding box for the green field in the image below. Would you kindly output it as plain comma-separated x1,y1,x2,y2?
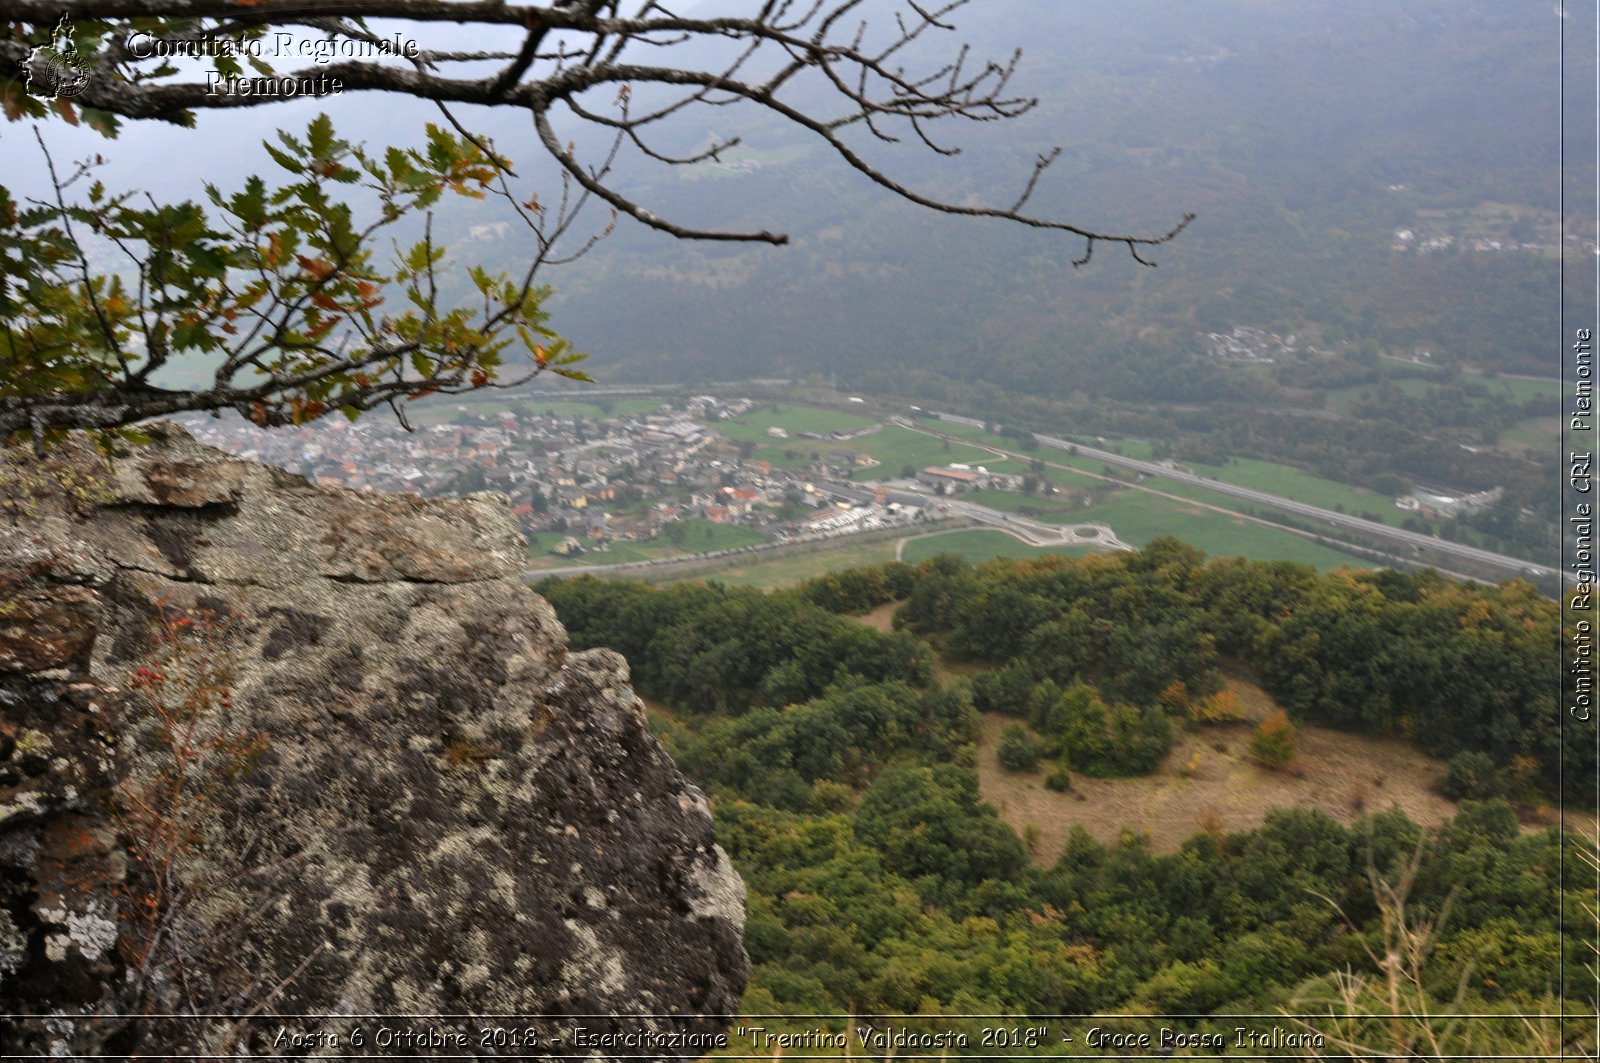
1487,376,1563,403
1322,375,1433,414
527,518,766,569
971,476,1386,571
664,538,900,590
1070,491,1371,570
846,426,1000,480
966,488,1087,520
971,440,1404,531
1324,372,1561,415
865,423,1395,567
899,529,1101,565
1186,457,1401,523
1101,438,1156,459
921,418,994,441
715,407,1004,477
715,405,884,467
717,404,880,440
1500,416,1561,451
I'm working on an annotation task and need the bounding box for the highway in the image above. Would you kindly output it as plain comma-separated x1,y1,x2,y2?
929,412,1564,586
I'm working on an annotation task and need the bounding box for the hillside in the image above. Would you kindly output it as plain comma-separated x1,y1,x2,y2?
537,549,1591,1056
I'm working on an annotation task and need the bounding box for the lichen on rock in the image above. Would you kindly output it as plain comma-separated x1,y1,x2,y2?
0,424,748,1057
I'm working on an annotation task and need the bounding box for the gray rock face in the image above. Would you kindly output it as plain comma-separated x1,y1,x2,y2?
0,424,747,1057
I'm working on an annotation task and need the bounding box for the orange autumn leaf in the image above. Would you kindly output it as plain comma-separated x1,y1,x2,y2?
296,255,337,280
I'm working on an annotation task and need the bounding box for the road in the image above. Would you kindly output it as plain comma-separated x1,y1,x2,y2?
929,413,1564,585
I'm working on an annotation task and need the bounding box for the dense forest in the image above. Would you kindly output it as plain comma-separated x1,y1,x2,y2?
538,546,1591,1056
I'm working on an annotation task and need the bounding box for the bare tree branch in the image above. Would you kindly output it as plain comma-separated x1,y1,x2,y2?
0,0,1192,439
3,0,1190,258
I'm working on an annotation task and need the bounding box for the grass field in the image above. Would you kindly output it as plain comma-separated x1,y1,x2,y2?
835,422,1383,570
966,488,1086,520
527,518,766,569
1499,415,1561,454
1321,376,1433,414
717,404,880,441
1071,491,1370,569
845,426,1000,480
970,484,1370,569
1489,376,1563,403
715,408,1005,476
715,405,884,468
922,419,995,441
663,538,900,590
930,420,1399,529
1186,457,1401,523
976,679,1460,859
1324,373,1561,415
899,529,1100,565
1101,438,1156,459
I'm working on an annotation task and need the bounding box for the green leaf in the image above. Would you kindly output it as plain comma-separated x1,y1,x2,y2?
188,244,229,279
307,113,335,160
263,141,303,175
424,124,455,171
230,175,267,230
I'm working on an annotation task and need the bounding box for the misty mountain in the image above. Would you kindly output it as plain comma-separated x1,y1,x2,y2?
8,0,1586,391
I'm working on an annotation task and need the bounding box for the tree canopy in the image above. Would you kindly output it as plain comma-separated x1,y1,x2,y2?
539,550,1589,1051
2,0,1192,443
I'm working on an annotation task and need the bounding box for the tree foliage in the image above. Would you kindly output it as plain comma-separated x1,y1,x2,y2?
996,722,1040,772
2,115,585,442
539,548,1588,1044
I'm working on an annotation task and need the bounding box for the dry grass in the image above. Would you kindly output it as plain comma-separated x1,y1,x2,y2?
852,603,989,686
978,676,1468,862
854,601,899,633
844,612,1574,859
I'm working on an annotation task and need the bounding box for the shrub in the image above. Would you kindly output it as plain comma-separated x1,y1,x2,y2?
1043,765,1074,792
1192,688,1248,724
1441,751,1502,800
1249,709,1298,768
997,723,1042,772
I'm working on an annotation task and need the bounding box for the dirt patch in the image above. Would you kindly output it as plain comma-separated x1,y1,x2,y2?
854,601,899,633
978,678,1468,861
851,602,987,685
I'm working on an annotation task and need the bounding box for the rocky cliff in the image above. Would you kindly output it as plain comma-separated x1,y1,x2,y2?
0,424,747,1057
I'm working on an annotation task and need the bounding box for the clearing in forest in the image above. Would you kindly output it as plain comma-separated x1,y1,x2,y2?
976,676,1466,861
